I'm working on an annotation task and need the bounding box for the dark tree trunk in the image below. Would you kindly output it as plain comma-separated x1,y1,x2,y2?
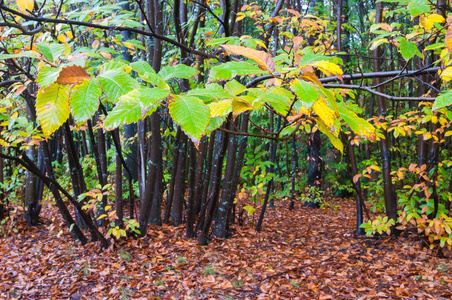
289,135,298,210
256,117,281,231
138,111,163,235
0,155,4,219
186,142,198,238
172,133,188,226
373,2,398,223
305,129,321,208
196,131,216,231
212,121,238,238
164,127,182,223
198,128,228,245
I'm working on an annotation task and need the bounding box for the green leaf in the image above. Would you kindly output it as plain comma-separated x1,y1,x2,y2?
205,115,227,135
225,80,247,96
130,61,156,76
36,43,66,61
187,83,232,101
36,84,70,138
98,70,139,103
169,95,210,146
425,43,445,51
279,124,298,137
70,78,102,123
433,90,452,111
209,61,266,81
249,88,292,115
104,87,168,129
0,50,39,60
99,60,128,72
138,87,170,110
398,37,423,60
140,72,169,89
159,64,199,81
290,79,320,109
104,96,141,130
37,66,63,89
407,0,430,16
206,37,236,46
338,104,376,141
298,48,329,67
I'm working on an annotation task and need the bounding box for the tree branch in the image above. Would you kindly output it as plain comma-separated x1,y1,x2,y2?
0,4,214,58
322,84,435,101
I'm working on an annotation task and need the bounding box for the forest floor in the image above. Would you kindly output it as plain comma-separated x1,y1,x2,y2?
1,198,452,300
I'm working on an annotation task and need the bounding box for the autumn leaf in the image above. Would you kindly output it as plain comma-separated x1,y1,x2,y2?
309,61,343,81
221,44,276,72
56,65,91,85
446,25,452,53
16,0,34,13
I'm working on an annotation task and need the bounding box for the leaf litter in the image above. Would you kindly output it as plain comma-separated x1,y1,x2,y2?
1,198,452,299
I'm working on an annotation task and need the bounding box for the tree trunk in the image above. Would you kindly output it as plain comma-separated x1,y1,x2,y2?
373,2,398,223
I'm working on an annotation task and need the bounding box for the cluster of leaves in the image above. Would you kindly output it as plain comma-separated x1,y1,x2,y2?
1,29,379,153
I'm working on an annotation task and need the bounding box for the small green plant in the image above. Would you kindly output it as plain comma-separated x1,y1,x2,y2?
119,287,132,300
204,264,216,275
176,256,187,264
119,250,132,262
360,216,395,236
320,200,341,212
290,281,300,287
301,186,323,205
155,277,164,286
233,279,243,288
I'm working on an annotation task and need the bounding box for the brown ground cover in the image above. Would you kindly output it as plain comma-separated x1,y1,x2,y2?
1,198,452,299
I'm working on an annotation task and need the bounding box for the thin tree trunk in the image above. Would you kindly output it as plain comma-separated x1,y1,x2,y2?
373,2,397,223
172,133,188,226
186,142,198,238
198,128,228,245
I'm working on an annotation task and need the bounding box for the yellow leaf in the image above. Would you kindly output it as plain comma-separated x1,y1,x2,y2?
236,12,247,22
421,14,444,31
232,98,254,116
369,165,381,172
312,100,336,131
209,100,232,118
439,67,452,81
221,44,276,72
36,84,70,138
406,32,421,40
57,34,67,43
429,13,445,24
309,61,343,80
123,42,135,50
370,38,389,50
92,40,100,49
16,0,34,13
